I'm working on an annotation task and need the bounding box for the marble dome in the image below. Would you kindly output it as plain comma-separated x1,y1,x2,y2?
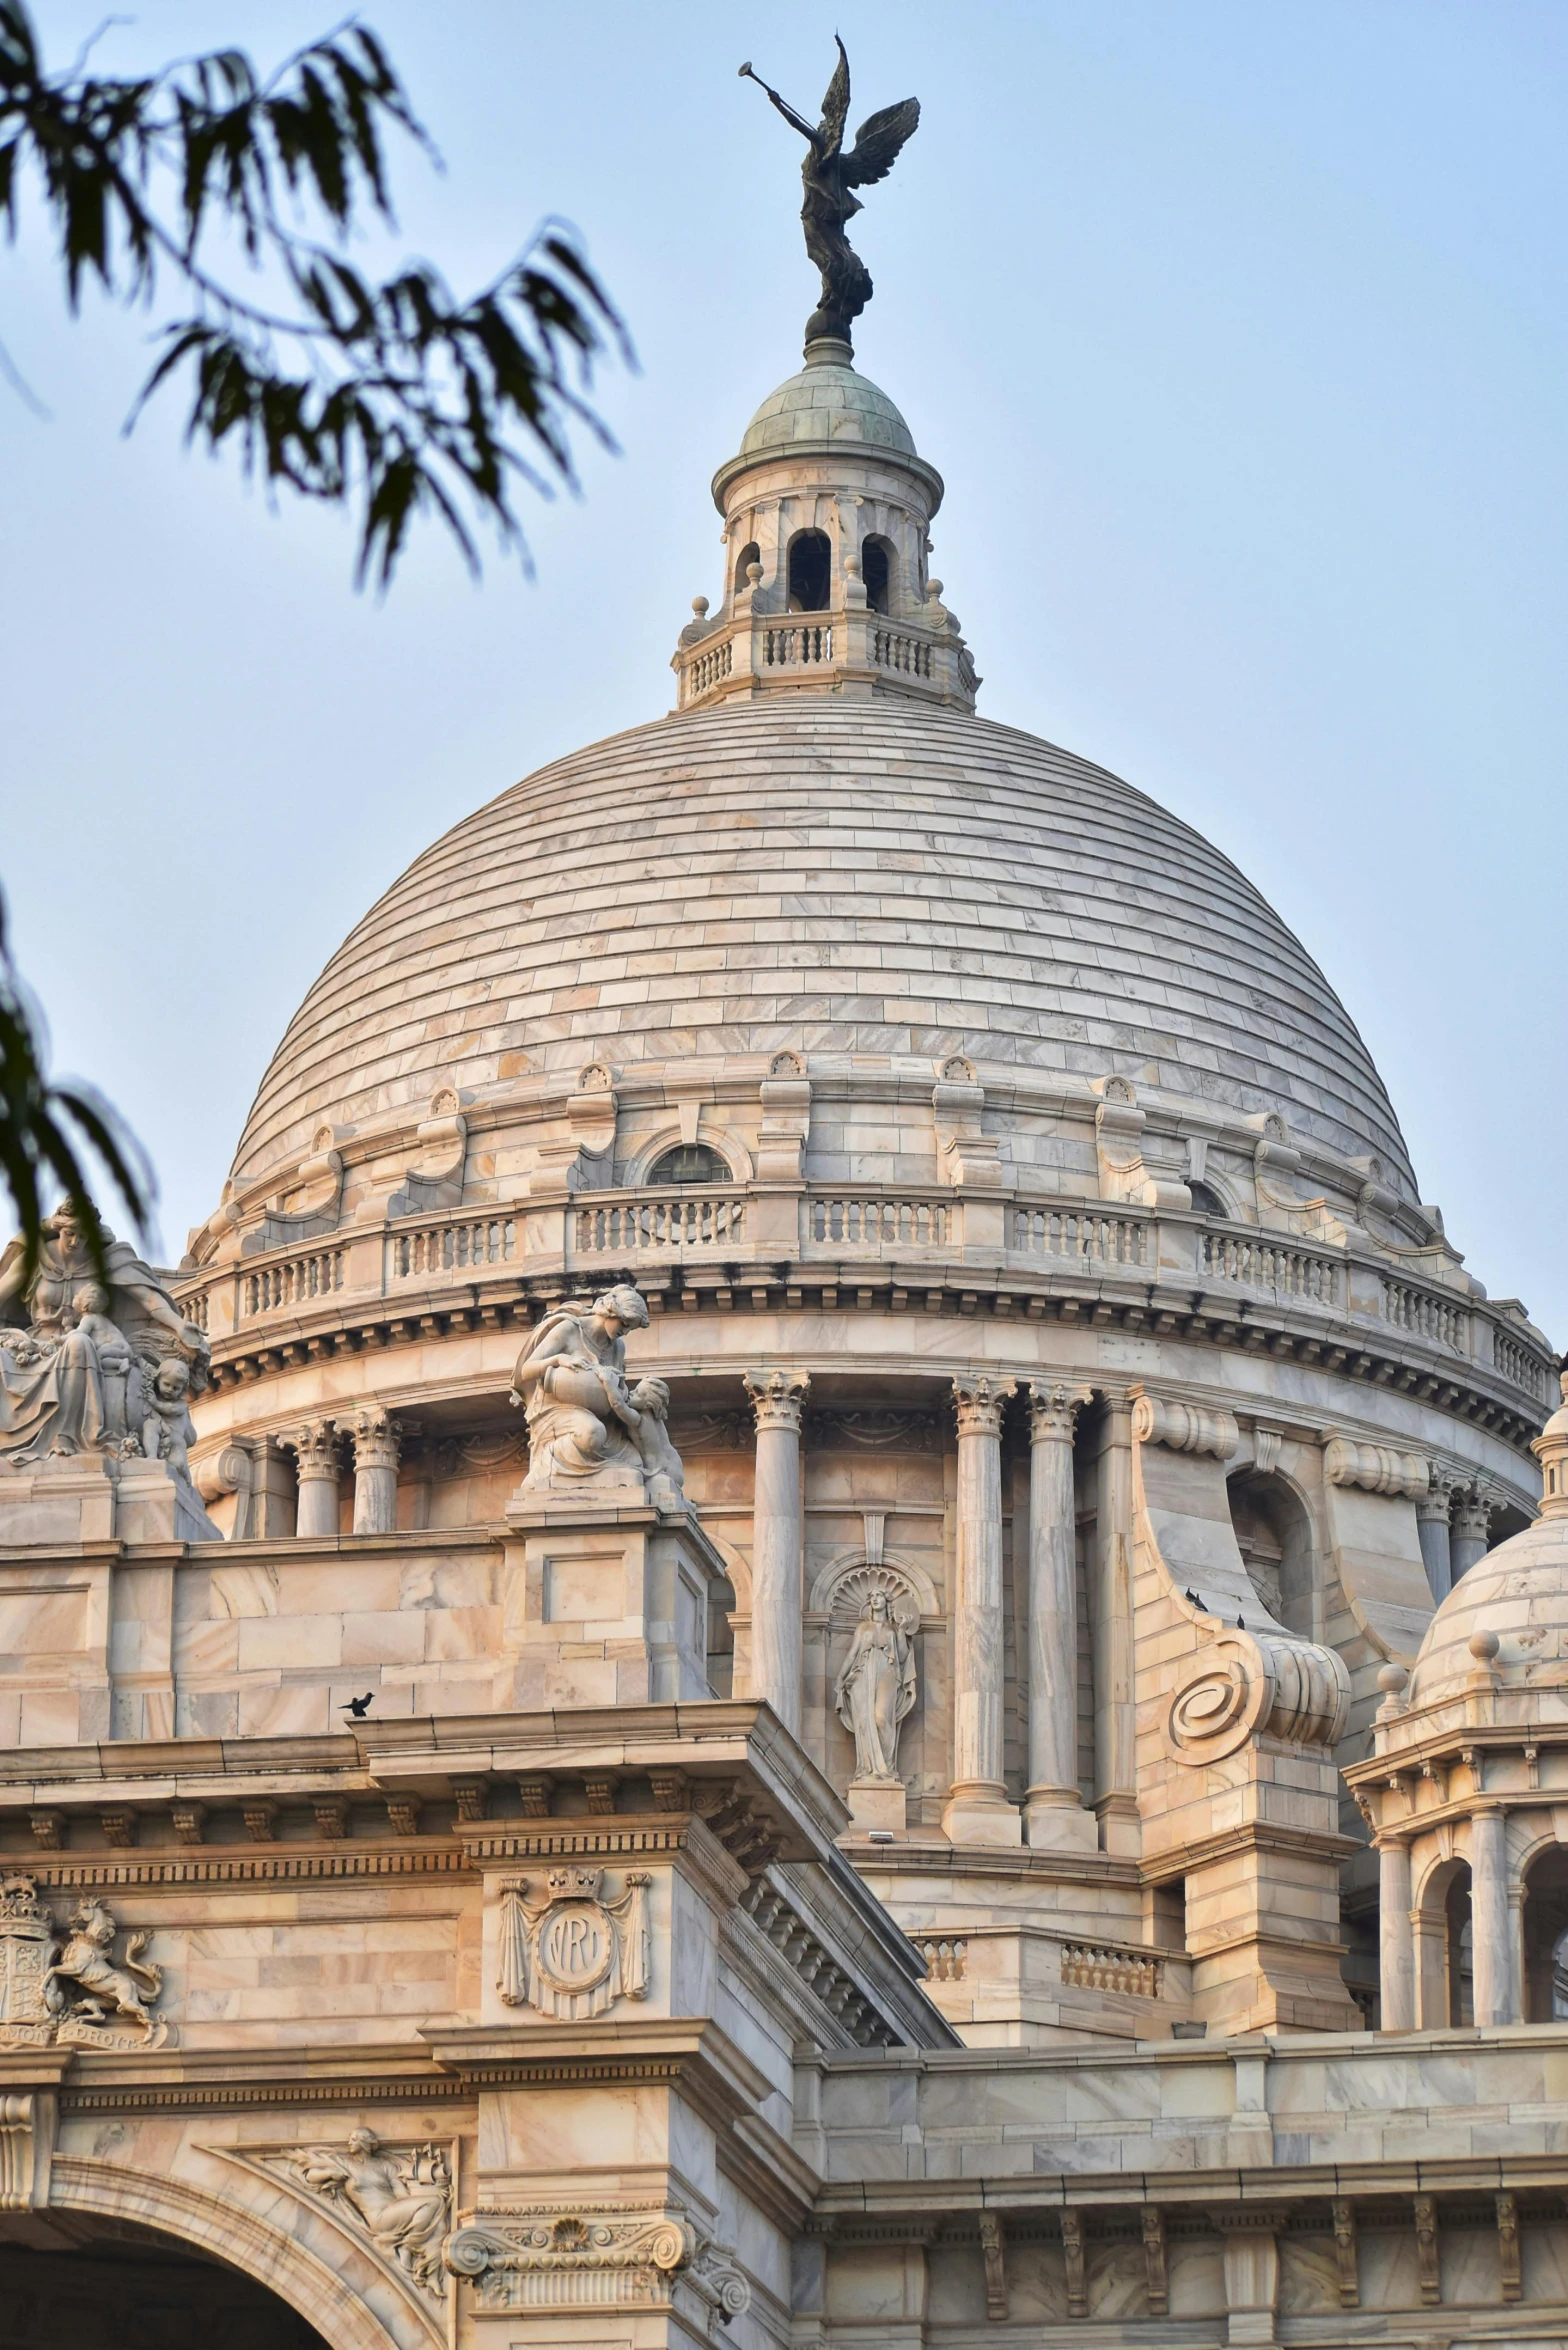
230,697,1419,1193
736,356,917,461
1407,1378,1568,1705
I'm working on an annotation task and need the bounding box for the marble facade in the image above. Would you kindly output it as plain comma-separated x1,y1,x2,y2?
1,330,1565,2345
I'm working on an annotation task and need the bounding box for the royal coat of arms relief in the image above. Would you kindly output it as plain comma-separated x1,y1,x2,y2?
0,1873,169,2050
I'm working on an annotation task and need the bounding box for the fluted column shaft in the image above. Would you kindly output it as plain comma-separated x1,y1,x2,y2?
340,1405,404,1535
284,1419,340,1539
1378,1838,1415,2030
1026,1384,1095,1850
1471,1807,1516,2027
943,1378,1020,1847
744,1371,809,1737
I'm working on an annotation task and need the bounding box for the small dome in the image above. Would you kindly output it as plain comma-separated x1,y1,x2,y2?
737,359,916,461
1408,1521,1568,1703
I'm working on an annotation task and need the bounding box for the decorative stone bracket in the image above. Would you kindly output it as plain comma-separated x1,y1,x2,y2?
756,1050,811,1182
245,1125,344,1250
1094,1078,1190,1210
529,1062,618,1199
932,1056,1001,1187
446,2204,750,2330
387,1089,468,1217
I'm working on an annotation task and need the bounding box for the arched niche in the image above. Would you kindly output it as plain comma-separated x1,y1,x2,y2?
1414,1851,1474,2028
1227,1467,1316,1637
860,533,894,614
805,1553,939,1800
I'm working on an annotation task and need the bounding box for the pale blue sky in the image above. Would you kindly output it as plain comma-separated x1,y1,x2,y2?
3,3,1564,1342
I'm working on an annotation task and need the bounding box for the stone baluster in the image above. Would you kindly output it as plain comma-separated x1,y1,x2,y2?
283,1419,341,1539
1377,1837,1415,2030
1470,1806,1517,2027
1416,1469,1455,1602
1451,1487,1494,1584
943,1377,1020,1847
1093,1388,1138,1853
339,1405,404,1535
1025,1383,1096,1850
744,1370,810,1736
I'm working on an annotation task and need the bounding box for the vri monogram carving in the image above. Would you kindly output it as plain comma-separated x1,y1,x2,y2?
497,1867,650,2020
0,1875,167,2050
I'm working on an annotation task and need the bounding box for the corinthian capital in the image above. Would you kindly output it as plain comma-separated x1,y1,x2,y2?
337,1403,404,1473
281,1418,339,1476
744,1368,810,1434
1029,1381,1093,1443
951,1376,1015,1439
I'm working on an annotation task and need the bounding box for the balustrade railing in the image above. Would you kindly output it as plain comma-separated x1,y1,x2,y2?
1059,1940,1163,1997
1493,1328,1551,1402
241,1249,344,1319
763,623,831,668
179,1287,209,1332
574,1193,745,1252
872,626,934,678
1201,1231,1340,1307
1012,1205,1148,1268
388,1218,515,1282
1380,1276,1468,1354
918,1937,967,1982
808,1195,950,1248
688,637,732,696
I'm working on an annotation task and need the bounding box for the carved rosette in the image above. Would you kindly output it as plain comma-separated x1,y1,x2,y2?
952,1376,1014,1440
496,1866,651,2021
744,1368,810,1434
445,2205,750,2325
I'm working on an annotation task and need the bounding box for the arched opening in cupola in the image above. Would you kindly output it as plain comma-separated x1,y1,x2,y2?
1227,1468,1315,1638
1522,1844,1568,2019
1416,1856,1474,2027
734,539,761,596
647,1143,732,1186
861,534,893,614
787,528,832,612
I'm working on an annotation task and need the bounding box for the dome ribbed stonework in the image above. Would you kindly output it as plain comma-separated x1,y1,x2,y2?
232,699,1416,1192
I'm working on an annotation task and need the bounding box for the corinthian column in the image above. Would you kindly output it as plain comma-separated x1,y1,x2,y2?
1093,1388,1139,1854
943,1376,1021,1847
283,1419,341,1539
744,1370,810,1736
339,1405,404,1534
1026,1383,1096,1850
1451,1488,1495,1584
1416,1471,1454,1602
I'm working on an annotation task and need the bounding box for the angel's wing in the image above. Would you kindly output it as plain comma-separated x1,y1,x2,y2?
842,97,921,188
817,37,851,157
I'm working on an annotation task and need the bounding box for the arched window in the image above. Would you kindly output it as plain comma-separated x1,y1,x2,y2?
1522,1845,1568,2019
1227,1468,1316,1638
647,1143,731,1186
1188,1179,1227,1218
787,529,832,612
734,539,761,596
861,534,893,614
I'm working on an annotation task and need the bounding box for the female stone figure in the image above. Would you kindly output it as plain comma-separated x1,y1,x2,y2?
509,1284,654,1491
834,1588,917,1781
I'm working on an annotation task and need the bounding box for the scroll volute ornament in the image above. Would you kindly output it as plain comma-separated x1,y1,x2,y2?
1164,1627,1348,1762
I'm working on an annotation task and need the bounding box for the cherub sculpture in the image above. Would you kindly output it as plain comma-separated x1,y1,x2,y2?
140,1355,196,1472
741,39,920,351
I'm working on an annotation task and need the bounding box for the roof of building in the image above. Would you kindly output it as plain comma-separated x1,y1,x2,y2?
230,696,1418,1192
737,356,917,462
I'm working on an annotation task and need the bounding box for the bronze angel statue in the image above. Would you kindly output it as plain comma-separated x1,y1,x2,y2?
741,40,919,352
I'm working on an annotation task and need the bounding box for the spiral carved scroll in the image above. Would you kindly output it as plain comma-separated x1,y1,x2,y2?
1165,1630,1349,1763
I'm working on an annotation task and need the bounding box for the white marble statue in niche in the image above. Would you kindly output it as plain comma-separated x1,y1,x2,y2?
508,1285,685,1503
835,1587,918,1782
0,1206,208,1468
